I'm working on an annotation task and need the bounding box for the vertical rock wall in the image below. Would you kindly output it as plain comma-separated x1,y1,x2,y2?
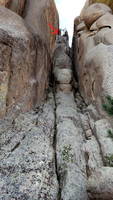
0,0,59,118
24,0,59,53
72,4,113,198
0,0,26,15
72,1,113,114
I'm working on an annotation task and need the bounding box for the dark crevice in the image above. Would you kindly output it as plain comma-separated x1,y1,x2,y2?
99,25,112,30
52,80,62,200
84,152,91,178
10,142,21,152
10,135,25,152
78,92,88,108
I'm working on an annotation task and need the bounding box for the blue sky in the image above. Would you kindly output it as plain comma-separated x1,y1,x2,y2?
55,0,86,45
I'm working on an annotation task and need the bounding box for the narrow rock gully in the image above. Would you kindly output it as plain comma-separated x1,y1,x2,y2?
0,35,113,200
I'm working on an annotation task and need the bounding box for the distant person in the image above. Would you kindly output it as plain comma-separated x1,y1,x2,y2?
63,30,69,41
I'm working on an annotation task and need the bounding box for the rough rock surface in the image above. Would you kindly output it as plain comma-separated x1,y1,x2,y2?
1,29,113,200
94,119,113,163
54,68,72,84
81,3,112,27
0,0,59,119
91,0,113,11
0,6,35,118
0,93,59,200
81,0,113,12
53,36,88,199
73,0,113,113
72,1,113,199
0,0,26,15
24,0,59,52
55,91,88,200
0,34,88,200
87,167,113,199
1,0,113,199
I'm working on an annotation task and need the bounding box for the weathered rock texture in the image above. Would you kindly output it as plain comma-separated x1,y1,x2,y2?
0,34,88,200
72,1,113,199
87,167,113,199
0,93,59,200
24,0,59,53
82,0,113,12
53,35,88,200
1,29,113,200
1,0,113,199
73,1,113,114
0,0,26,15
0,0,59,118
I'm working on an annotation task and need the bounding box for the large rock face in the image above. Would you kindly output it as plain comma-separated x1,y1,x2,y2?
1,15,113,199
0,0,59,118
24,0,59,52
72,5,113,198
91,0,113,11
73,1,113,112
0,0,26,15
81,3,112,28
0,6,34,118
81,0,113,13
0,93,59,200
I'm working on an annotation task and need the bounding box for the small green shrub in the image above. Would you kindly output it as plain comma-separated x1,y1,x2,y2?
61,144,74,163
102,95,113,115
105,154,113,167
107,129,113,140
